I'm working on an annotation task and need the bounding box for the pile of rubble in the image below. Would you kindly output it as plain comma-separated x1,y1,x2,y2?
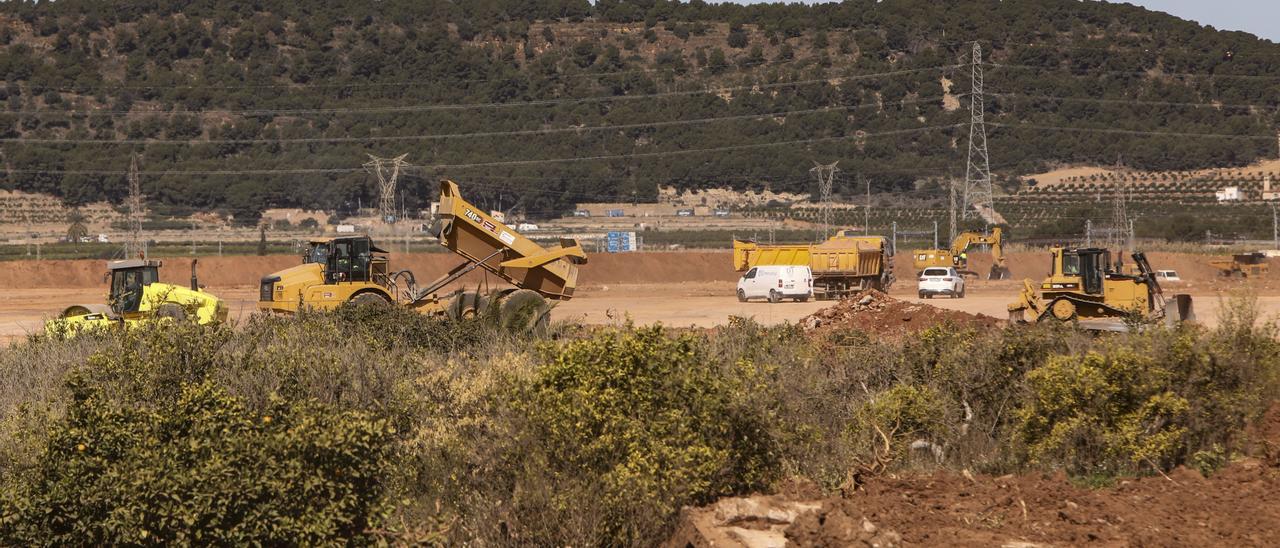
664,486,901,548
801,289,999,335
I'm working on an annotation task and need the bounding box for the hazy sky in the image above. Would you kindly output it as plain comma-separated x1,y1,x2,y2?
724,1,1280,43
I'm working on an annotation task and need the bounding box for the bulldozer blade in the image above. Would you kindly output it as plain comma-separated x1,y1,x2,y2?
1165,294,1195,325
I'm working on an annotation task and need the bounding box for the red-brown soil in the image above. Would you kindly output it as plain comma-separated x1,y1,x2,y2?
671,459,1280,547
801,289,1001,335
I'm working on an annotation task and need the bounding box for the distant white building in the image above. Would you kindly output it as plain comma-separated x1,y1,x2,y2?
1216,186,1242,202
1264,177,1280,201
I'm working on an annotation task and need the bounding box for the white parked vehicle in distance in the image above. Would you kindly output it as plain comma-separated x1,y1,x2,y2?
918,266,965,299
1155,270,1181,282
737,265,814,303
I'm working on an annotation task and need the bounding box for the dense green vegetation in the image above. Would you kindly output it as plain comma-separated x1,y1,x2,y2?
1,297,1277,544
0,0,1278,223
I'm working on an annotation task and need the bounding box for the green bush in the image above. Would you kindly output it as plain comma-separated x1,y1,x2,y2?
509,326,778,544
1017,349,1190,472
0,380,400,545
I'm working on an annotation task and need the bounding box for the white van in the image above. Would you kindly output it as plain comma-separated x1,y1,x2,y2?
737,265,814,303
1155,270,1181,282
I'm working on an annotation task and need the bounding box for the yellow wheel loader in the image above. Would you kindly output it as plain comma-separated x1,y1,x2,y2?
1007,247,1194,331
911,227,1010,280
46,259,228,337
257,180,587,330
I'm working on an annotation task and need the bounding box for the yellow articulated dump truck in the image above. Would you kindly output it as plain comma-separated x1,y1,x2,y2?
1007,247,1194,330
732,230,893,299
1209,252,1269,278
46,259,227,336
258,180,586,330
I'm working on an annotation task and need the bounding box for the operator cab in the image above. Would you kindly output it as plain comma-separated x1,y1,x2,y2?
1049,248,1113,295
304,236,389,284
107,259,161,314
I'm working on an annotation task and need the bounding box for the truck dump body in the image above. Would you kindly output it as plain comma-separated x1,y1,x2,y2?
733,232,892,297
436,181,584,300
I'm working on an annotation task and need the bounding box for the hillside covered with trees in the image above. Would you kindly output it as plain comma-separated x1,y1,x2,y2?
1,0,1279,222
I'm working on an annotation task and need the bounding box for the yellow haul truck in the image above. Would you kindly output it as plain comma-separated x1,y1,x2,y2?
911,227,1009,279
1008,247,1194,330
258,180,587,330
732,230,893,299
46,259,227,335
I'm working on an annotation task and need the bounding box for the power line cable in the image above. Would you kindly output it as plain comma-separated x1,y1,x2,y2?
2,123,963,177
0,97,951,145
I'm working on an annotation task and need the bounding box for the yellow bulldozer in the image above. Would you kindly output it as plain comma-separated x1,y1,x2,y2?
258,180,586,330
911,227,1010,279
46,258,227,336
1007,247,1194,330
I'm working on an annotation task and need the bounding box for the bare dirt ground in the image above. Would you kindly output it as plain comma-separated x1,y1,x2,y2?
5,280,1277,345
668,458,1280,547
2,250,1278,343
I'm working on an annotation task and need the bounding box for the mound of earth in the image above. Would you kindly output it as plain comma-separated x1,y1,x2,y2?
801,290,1000,334
668,459,1280,547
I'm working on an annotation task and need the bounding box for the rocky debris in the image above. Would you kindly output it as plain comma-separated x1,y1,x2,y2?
785,505,902,547
801,289,1000,335
665,491,897,548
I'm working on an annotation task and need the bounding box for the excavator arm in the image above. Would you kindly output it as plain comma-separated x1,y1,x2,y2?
950,227,1009,279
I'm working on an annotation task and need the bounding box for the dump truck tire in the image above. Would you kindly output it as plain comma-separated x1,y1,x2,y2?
499,289,550,332
349,292,391,307
446,291,488,320
156,303,187,320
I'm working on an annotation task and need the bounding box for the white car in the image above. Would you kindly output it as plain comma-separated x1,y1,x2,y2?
737,265,814,303
918,267,965,299
1155,270,1182,282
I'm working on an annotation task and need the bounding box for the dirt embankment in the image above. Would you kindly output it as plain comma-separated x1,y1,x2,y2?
0,251,741,290
670,459,1280,547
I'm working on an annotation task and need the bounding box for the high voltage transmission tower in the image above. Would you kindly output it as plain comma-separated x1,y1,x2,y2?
126,153,144,258
963,41,994,225
363,153,409,223
810,160,839,239
1111,172,1130,250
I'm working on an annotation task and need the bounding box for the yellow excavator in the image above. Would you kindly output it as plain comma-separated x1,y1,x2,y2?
1007,247,1194,330
911,227,1009,279
258,180,587,330
46,258,227,336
